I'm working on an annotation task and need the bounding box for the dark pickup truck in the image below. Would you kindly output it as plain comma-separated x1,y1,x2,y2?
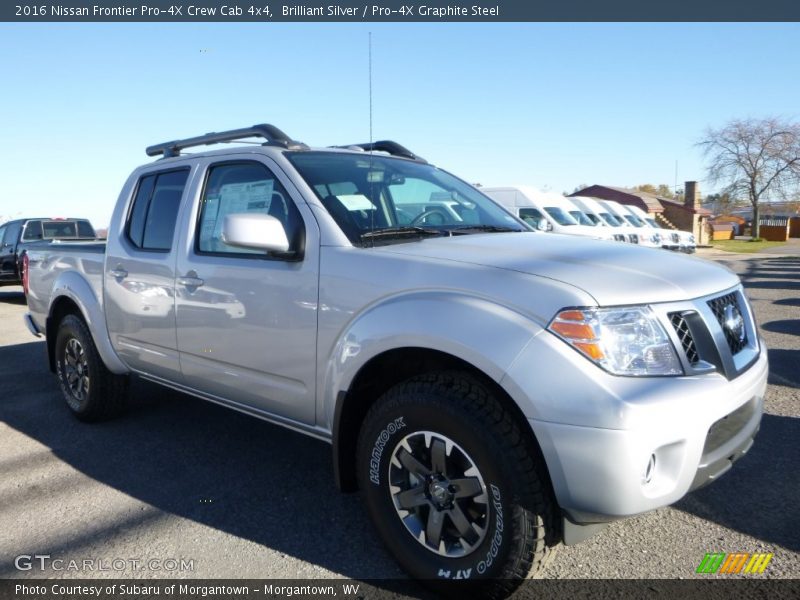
0,218,96,287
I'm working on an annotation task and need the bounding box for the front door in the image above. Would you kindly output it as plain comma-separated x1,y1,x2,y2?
174,158,319,424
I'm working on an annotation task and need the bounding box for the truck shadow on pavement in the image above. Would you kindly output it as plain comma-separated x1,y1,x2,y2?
0,341,411,583
761,320,800,336
0,288,26,305
675,411,800,553
767,348,800,389
773,297,800,307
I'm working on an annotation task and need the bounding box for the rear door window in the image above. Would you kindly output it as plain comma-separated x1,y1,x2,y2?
22,221,43,241
127,169,189,251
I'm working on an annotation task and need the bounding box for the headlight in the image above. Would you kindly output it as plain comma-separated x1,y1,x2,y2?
548,306,683,376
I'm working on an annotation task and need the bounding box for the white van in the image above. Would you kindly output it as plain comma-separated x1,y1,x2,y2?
544,195,616,241
597,200,662,249
569,196,641,243
481,187,610,240
622,204,696,253
563,196,625,242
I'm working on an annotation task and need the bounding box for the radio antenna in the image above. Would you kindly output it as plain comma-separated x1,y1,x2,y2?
368,31,373,145
368,31,375,245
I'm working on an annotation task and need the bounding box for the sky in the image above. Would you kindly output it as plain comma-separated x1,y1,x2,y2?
1,22,799,228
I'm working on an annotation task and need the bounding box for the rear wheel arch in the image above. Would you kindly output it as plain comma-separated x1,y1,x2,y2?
46,296,84,373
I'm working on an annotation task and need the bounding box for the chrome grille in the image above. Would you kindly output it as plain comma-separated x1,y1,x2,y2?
708,292,748,355
669,312,699,364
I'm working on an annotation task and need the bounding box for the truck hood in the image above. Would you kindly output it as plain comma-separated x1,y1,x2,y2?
376,232,738,306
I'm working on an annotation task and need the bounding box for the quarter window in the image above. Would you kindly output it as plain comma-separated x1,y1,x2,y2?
197,162,302,256
127,169,189,251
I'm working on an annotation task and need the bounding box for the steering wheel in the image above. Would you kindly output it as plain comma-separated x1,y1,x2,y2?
410,207,450,226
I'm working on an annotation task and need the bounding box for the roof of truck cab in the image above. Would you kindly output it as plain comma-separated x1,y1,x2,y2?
142,144,422,167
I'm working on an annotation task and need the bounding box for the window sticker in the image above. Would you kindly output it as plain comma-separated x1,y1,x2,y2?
337,194,375,211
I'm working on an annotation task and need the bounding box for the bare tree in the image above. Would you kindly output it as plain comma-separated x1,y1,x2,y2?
633,184,675,199
699,117,800,238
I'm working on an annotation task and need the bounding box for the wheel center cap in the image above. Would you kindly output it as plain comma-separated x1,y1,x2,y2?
428,480,452,506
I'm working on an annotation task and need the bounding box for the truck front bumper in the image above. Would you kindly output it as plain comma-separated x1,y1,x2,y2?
516,338,767,527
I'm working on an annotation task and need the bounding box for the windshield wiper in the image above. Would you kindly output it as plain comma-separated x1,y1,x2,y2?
360,226,446,241
444,225,522,234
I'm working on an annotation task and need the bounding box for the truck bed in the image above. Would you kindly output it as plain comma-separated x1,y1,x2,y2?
25,241,107,333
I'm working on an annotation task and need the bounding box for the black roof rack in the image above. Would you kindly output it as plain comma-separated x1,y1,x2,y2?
335,140,426,163
146,124,307,158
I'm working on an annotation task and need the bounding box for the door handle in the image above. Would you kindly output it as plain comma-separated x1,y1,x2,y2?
109,267,128,279
178,275,205,288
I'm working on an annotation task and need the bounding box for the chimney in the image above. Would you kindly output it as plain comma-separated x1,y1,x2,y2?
685,181,701,210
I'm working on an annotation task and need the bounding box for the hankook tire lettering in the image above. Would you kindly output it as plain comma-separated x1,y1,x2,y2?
369,417,406,485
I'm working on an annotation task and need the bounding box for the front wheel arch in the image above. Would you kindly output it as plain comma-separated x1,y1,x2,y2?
332,349,560,536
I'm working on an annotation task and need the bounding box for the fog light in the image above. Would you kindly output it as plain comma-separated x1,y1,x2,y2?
644,454,656,484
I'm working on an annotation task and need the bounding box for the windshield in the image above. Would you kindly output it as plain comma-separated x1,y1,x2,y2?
584,212,601,225
623,215,646,227
599,212,622,227
288,152,527,245
568,210,594,226
544,207,578,226
646,218,662,229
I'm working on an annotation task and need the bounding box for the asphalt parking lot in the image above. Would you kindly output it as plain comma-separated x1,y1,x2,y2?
0,249,798,586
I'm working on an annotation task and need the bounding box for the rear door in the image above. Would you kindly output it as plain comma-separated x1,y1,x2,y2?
104,167,191,381
174,157,319,424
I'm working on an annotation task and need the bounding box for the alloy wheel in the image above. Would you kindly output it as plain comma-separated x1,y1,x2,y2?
388,431,490,558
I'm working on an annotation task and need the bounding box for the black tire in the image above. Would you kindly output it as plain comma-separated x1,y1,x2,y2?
54,314,128,422
356,371,557,599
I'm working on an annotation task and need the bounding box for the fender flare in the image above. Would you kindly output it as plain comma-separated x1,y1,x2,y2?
321,291,546,492
47,271,128,375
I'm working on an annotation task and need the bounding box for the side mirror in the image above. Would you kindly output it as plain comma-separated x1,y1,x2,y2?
538,220,553,232
222,213,290,253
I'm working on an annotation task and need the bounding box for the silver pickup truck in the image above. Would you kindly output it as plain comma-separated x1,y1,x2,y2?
24,124,767,596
